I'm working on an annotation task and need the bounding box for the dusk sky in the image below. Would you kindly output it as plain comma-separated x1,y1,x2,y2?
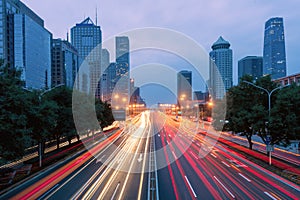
23,0,300,105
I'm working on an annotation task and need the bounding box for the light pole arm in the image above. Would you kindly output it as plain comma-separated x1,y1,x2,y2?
242,80,270,95
242,80,288,118
39,84,65,101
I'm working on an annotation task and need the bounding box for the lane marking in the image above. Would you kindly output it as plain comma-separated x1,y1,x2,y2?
117,116,149,200
214,176,235,199
222,161,231,168
96,155,106,163
110,183,120,200
172,151,177,159
190,151,198,160
238,173,251,182
137,153,143,162
210,153,217,158
227,159,247,168
184,176,197,198
264,191,277,200
138,123,151,200
37,184,59,200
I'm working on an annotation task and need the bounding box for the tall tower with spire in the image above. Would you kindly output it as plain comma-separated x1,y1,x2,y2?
71,17,102,96
209,36,233,100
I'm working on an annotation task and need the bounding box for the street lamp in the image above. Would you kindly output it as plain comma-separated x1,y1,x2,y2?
114,94,119,100
243,81,288,118
243,80,289,165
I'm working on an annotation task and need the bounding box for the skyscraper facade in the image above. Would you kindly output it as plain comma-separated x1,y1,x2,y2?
115,36,130,100
209,36,233,100
101,49,110,73
177,70,192,103
52,39,79,88
263,17,286,79
238,56,263,83
1,0,52,89
71,17,102,96
116,36,129,79
107,63,117,100
100,49,116,102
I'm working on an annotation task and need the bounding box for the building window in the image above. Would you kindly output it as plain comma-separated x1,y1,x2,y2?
284,80,288,85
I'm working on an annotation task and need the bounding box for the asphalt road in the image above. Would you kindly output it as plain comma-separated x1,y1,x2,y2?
1,111,299,199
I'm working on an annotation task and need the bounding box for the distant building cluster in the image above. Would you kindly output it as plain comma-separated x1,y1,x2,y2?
0,0,144,107
178,17,291,102
207,17,288,100
1,0,295,106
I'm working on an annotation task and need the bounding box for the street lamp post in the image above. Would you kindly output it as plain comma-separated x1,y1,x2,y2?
243,80,289,165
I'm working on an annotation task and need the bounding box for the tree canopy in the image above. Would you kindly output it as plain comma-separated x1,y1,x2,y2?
213,74,300,150
0,60,115,164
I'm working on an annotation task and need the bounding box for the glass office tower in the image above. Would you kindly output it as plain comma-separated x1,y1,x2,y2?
14,14,51,89
1,0,51,89
263,17,286,79
52,39,79,88
71,17,102,96
115,36,130,101
238,56,263,83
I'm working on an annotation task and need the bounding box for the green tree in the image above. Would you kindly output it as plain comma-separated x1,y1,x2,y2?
269,84,300,145
100,101,114,128
0,63,31,162
224,75,265,149
72,91,114,139
26,90,59,158
45,86,77,148
220,74,299,150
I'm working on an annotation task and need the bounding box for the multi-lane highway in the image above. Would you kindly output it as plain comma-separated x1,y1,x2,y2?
1,111,299,199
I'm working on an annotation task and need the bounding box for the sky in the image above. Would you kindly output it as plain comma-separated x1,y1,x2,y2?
23,0,300,105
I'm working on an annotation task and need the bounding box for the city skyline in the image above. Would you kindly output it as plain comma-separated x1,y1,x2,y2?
22,0,300,85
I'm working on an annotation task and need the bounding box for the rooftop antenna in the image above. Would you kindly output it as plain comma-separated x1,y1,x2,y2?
95,6,98,25
66,31,69,42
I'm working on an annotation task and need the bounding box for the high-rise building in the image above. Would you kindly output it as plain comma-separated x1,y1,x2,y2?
128,79,145,105
263,17,286,79
102,62,116,102
115,36,130,100
1,0,52,89
52,39,79,88
101,49,110,73
71,17,102,96
238,56,263,83
209,36,233,99
193,91,209,102
177,70,192,103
